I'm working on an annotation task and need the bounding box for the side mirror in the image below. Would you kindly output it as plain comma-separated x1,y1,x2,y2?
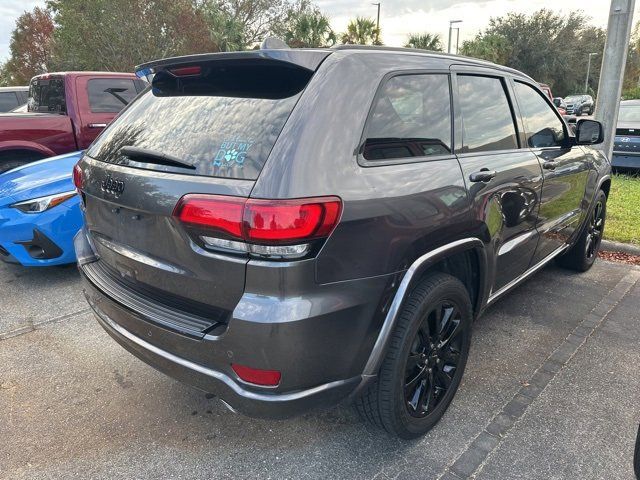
575,119,603,145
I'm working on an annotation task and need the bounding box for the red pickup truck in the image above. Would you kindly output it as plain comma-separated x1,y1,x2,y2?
0,72,145,172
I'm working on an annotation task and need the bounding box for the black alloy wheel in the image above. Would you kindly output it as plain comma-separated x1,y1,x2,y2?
355,273,472,439
585,198,605,261
558,189,607,272
404,301,464,417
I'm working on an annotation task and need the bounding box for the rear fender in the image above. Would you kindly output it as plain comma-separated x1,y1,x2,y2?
360,238,487,379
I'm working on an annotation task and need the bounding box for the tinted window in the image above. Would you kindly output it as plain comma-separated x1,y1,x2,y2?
88,91,300,180
88,79,140,113
362,74,451,161
28,78,66,113
0,92,19,111
514,82,565,148
458,75,518,153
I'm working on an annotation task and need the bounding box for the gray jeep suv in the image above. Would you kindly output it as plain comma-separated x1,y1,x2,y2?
73,45,611,438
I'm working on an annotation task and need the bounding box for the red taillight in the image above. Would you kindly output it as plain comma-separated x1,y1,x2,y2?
244,198,341,243
173,195,342,248
73,163,83,191
175,195,245,238
232,364,281,386
169,65,201,76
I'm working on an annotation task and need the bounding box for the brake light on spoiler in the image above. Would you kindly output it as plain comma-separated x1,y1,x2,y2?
173,195,342,259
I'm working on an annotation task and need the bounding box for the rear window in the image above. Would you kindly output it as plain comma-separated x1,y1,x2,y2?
28,77,66,113
87,78,146,113
87,62,309,180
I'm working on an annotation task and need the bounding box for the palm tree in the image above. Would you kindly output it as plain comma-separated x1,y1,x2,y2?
340,17,380,45
285,11,336,48
404,33,443,52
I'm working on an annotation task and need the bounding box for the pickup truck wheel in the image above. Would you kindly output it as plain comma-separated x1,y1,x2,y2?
354,273,472,439
0,153,44,173
558,190,606,272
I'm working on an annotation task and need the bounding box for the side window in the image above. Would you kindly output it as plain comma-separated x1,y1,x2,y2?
458,75,518,153
514,81,565,148
0,92,19,111
362,74,452,161
28,78,66,113
88,79,139,113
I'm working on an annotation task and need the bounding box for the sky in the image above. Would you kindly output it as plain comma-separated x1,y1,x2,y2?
0,0,638,62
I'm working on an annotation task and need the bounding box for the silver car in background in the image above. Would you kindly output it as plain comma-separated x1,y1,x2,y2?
613,99,640,171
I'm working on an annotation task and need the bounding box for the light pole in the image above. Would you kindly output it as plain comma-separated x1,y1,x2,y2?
448,20,462,54
595,0,636,160
372,3,381,44
584,52,598,93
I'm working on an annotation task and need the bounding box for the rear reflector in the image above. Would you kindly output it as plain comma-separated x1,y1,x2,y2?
173,195,342,253
232,364,281,386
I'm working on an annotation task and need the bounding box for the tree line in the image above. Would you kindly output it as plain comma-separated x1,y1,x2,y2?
1,3,639,99
0,0,381,85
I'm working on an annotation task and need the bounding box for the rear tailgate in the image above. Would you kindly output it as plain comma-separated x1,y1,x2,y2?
80,158,252,325
77,50,330,336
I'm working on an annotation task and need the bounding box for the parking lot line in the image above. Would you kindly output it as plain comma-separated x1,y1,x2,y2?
440,269,640,479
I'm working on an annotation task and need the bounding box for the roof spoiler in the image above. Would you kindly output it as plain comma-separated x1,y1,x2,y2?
135,49,331,83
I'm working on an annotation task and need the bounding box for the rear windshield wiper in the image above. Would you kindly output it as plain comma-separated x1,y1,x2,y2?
120,146,196,170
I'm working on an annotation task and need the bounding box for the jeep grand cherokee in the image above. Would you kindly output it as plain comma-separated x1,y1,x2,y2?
73,45,610,438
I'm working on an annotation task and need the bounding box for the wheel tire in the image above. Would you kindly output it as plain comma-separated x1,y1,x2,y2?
354,273,472,439
557,190,607,272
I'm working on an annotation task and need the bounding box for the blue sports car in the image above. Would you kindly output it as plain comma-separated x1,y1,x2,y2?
0,151,83,266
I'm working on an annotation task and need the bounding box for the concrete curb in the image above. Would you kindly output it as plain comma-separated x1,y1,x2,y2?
601,239,640,255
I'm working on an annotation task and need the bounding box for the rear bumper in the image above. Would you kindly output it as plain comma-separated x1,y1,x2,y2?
76,229,391,418
611,152,640,169
85,285,360,418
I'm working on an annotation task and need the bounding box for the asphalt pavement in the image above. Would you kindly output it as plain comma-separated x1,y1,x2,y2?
1,259,639,479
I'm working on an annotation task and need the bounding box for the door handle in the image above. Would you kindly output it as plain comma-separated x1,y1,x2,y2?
88,123,107,128
542,161,557,170
469,169,497,183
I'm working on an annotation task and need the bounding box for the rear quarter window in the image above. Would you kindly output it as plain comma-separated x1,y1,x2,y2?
362,73,452,162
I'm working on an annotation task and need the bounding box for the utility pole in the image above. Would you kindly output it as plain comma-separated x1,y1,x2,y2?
372,3,381,44
585,52,598,93
448,20,462,54
595,0,636,159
